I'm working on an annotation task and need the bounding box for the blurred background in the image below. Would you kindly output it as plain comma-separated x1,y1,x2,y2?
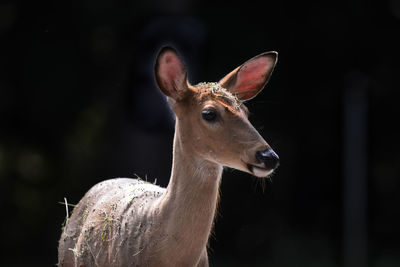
1,0,399,266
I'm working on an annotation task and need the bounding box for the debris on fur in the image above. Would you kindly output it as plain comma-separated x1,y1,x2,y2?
195,82,242,109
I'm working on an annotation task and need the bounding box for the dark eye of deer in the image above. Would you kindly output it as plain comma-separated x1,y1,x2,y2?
202,109,217,122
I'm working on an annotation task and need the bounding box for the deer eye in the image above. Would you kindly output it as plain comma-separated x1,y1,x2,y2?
202,109,217,122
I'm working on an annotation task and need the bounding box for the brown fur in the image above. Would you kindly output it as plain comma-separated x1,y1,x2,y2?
58,47,278,267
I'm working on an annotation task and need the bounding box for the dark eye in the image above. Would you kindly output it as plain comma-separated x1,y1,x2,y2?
202,109,217,122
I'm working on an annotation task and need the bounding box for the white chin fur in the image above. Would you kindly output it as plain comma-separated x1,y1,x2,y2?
253,166,273,178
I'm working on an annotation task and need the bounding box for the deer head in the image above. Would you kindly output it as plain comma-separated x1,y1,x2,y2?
155,46,279,177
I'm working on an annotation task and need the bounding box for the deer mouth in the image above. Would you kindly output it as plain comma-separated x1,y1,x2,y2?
246,163,273,178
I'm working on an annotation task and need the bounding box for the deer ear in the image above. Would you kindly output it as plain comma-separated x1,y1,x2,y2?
155,46,189,100
219,51,278,101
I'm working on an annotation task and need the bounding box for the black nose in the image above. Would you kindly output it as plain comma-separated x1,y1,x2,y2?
256,149,280,170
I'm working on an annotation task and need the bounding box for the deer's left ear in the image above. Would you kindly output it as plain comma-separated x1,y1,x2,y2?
219,51,278,101
155,46,189,100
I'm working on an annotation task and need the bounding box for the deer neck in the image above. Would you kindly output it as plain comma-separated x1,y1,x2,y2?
156,120,222,263
170,120,223,195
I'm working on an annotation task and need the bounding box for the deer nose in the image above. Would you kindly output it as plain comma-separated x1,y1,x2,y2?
256,149,280,170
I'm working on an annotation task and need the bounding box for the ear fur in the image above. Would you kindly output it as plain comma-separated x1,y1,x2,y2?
155,46,188,100
219,51,278,101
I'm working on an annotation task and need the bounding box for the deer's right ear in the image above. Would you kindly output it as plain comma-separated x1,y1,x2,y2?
155,46,188,100
219,51,278,101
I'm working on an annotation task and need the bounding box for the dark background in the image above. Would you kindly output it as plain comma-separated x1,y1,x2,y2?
1,0,399,266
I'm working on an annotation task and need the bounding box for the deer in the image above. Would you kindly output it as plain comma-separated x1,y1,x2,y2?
58,46,279,267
